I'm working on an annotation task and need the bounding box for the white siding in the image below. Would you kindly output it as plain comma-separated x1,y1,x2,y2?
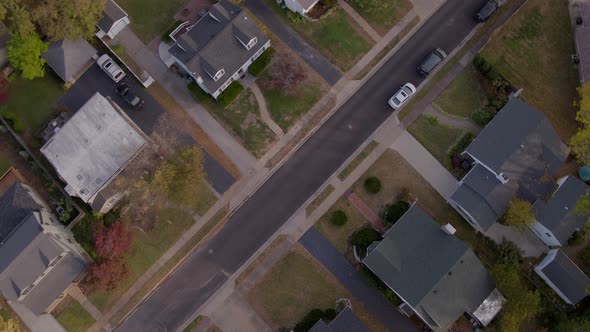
530,221,562,247
284,0,305,15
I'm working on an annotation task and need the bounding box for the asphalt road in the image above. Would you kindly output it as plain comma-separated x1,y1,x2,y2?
58,65,235,194
118,1,487,331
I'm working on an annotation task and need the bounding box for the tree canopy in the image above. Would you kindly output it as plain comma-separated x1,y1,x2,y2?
503,198,535,231
32,0,106,40
7,33,48,79
571,82,590,165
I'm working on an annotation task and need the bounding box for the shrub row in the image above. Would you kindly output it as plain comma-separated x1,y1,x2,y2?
248,48,275,76
287,11,307,24
217,81,244,107
187,82,210,103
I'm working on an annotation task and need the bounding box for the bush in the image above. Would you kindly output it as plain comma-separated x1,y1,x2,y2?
287,11,306,24
485,67,500,81
187,82,210,102
350,226,381,257
382,201,409,227
385,289,402,306
568,230,586,246
479,61,492,74
472,54,485,68
162,20,183,43
218,81,244,107
497,240,522,265
294,309,326,332
324,308,338,321
112,44,125,57
489,95,508,111
471,109,494,126
248,48,274,76
331,210,348,226
0,108,24,133
364,176,381,194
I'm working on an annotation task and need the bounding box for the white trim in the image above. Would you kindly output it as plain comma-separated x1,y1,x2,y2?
534,250,575,305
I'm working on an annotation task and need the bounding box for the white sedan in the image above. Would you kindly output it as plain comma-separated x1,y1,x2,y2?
388,83,416,110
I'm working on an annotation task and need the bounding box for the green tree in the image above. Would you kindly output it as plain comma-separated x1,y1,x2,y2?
570,127,590,166
3,0,36,36
503,198,535,231
32,0,107,40
7,33,48,79
492,263,541,332
576,82,590,126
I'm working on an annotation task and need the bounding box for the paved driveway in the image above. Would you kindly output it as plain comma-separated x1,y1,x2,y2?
242,0,342,86
59,65,235,194
299,228,419,331
117,1,489,331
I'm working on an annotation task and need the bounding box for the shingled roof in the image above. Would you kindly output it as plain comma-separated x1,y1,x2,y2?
42,39,96,83
535,249,590,305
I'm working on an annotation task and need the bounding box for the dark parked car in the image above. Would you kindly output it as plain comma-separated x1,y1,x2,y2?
417,48,447,76
116,83,144,109
475,0,505,22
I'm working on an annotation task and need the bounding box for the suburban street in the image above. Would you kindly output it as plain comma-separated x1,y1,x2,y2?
117,0,488,330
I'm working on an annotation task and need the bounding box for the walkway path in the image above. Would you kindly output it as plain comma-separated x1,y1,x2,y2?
338,0,381,42
299,228,418,332
250,83,284,137
114,26,257,175
344,191,384,231
242,0,342,86
424,104,482,133
69,287,105,323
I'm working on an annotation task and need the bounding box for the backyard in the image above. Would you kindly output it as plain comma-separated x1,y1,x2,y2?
55,297,96,332
480,0,579,140
407,115,468,169
116,0,188,43
247,246,386,331
433,64,488,119
348,0,413,35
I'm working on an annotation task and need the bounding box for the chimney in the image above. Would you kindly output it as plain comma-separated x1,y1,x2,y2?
441,223,456,235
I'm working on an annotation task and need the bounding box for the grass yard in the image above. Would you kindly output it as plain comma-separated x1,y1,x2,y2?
55,297,96,332
407,115,467,169
261,79,325,131
352,149,498,262
89,203,215,311
220,89,277,157
116,0,187,43
433,64,488,119
480,0,579,140
0,152,10,175
248,247,387,331
348,0,413,35
314,198,367,253
7,74,63,135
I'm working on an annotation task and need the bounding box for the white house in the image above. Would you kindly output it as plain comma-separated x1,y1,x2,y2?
283,0,320,16
167,0,271,99
96,0,130,39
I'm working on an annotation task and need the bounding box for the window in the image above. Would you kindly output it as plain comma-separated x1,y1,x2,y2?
213,69,225,81
246,37,258,50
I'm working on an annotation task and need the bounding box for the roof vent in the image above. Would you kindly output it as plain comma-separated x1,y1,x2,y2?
441,223,456,235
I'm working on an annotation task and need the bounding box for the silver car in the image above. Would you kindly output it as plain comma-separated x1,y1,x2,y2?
97,54,126,83
388,83,416,110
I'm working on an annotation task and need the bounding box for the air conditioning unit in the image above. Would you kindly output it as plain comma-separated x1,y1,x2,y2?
441,223,456,235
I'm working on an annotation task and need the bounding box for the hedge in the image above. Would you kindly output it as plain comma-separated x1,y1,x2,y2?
187,82,210,103
0,108,24,133
217,81,244,107
382,201,410,226
162,20,183,43
248,48,274,76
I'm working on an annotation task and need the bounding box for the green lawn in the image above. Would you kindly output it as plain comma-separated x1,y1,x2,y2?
434,64,488,119
221,89,277,158
314,198,367,253
407,115,467,168
55,298,95,332
7,74,63,134
117,0,187,42
266,2,372,71
480,0,579,140
348,0,413,35
89,203,215,311
261,80,324,131
0,153,10,175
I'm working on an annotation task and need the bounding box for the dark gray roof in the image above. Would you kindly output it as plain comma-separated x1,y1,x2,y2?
538,250,590,305
363,206,497,329
168,0,270,93
0,183,41,244
42,39,97,82
451,164,517,231
465,98,567,179
533,176,590,244
308,308,371,332
98,0,127,33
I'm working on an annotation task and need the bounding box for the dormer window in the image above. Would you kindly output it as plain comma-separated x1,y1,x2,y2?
213,69,225,81
246,37,257,50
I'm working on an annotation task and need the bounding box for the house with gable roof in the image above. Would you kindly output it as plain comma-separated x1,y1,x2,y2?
167,0,271,99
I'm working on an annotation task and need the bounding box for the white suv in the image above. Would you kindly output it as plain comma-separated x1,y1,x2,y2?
97,54,126,83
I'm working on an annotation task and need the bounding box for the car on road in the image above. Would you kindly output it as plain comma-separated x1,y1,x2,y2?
475,0,505,22
388,83,416,110
116,83,144,109
97,54,126,83
417,48,447,76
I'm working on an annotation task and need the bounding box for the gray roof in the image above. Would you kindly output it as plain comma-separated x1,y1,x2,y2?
574,2,590,84
42,39,97,83
534,176,590,244
297,0,320,10
41,93,146,203
168,0,270,93
451,164,517,231
308,308,371,332
98,0,127,33
363,206,498,329
0,182,40,244
465,98,566,180
537,250,590,305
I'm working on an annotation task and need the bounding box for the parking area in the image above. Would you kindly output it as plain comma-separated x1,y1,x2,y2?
59,64,235,194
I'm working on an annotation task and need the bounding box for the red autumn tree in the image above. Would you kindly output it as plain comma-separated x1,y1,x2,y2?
94,221,133,259
260,54,306,94
87,257,129,291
